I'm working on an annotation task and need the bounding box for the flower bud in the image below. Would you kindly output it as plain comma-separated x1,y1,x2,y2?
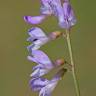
54,58,67,66
49,31,62,40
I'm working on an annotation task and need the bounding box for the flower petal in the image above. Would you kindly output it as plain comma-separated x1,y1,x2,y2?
27,39,48,51
30,78,49,91
27,40,42,51
32,64,45,71
30,68,49,78
39,78,58,96
40,0,53,15
24,15,46,24
28,27,47,38
50,0,63,16
44,0,66,29
27,55,39,63
30,50,53,69
27,37,36,42
27,27,49,51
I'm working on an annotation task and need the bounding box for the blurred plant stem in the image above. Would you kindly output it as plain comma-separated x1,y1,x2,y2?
63,29,80,96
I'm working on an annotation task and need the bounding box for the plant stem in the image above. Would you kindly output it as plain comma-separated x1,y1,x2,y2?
64,29,80,96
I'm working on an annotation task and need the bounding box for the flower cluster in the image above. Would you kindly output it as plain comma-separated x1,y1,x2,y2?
24,0,77,96
24,0,76,29
26,27,67,95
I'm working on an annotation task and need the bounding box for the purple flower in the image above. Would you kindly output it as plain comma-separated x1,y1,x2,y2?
27,27,49,51
27,27,62,51
28,50,66,77
24,0,53,25
24,0,76,29
59,0,77,29
30,68,67,96
40,0,76,29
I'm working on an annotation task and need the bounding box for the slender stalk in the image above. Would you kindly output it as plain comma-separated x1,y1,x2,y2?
64,29,80,96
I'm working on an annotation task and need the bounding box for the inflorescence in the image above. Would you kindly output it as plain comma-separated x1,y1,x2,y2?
24,0,79,96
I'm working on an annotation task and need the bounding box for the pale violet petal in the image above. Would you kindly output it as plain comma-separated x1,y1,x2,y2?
60,2,77,28
28,27,47,38
27,40,43,51
30,68,49,77
27,37,36,42
50,0,63,16
39,79,58,96
40,0,53,15
24,15,46,24
32,64,45,71
27,55,38,63
32,50,53,69
30,78,49,92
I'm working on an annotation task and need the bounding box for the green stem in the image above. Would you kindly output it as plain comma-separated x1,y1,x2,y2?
64,29,80,96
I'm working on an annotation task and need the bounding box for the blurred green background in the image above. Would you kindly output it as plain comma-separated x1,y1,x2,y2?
0,0,96,96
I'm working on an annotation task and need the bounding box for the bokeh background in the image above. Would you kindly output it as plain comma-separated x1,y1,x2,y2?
1,0,96,96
